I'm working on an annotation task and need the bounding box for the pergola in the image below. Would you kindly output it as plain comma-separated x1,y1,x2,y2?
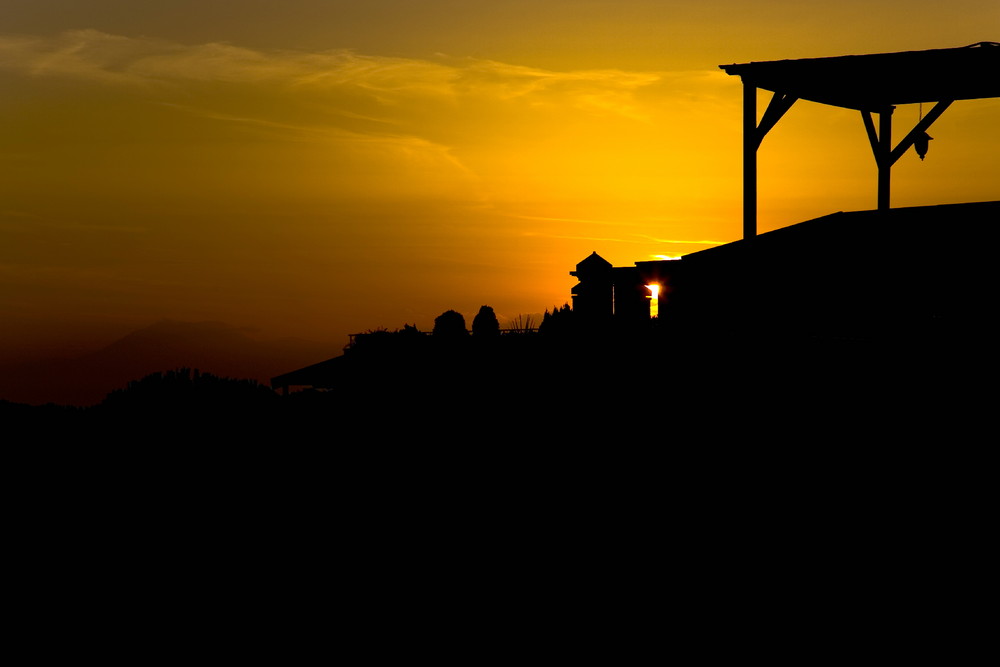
720,42,1000,239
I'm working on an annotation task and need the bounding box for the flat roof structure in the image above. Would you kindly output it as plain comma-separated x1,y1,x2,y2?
720,42,1000,111
719,42,1000,238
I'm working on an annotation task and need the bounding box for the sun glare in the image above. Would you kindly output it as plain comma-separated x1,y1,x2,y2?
646,284,659,318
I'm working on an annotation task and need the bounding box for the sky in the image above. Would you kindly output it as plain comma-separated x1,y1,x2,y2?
1,0,997,361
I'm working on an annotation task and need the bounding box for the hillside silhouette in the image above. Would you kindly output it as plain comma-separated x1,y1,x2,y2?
0,319,331,407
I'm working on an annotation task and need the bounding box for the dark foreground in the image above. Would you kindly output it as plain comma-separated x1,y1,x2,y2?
4,327,992,443
4,331,991,663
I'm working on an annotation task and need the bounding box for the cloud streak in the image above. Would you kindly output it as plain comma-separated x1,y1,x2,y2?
1,30,731,205
0,29,721,118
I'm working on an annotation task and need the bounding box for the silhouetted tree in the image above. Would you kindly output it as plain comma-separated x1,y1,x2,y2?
97,368,278,419
399,323,421,338
351,324,425,356
472,305,500,337
433,310,468,339
539,304,576,336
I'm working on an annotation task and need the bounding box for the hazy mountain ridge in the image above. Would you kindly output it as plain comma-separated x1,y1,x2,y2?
0,319,334,407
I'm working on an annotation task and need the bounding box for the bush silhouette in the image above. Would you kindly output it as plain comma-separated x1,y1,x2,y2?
433,310,468,339
472,305,500,337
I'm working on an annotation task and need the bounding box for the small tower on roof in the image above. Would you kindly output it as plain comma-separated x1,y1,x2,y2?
570,252,613,320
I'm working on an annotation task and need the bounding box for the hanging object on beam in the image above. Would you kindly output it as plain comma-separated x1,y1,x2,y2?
913,103,932,160
914,131,933,160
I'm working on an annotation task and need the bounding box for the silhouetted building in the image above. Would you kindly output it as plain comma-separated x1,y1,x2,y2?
571,201,1000,343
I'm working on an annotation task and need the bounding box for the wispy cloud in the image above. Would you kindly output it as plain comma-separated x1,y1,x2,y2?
514,214,639,226
0,29,720,113
1,30,724,194
0,29,739,227
522,231,725,248
635,234,725,246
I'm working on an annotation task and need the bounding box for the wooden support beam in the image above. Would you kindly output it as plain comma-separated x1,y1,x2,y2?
742,87,798,239
889,100,953,165
755,92,798,149
743,81,757,239
861,110,880,162
862,100,954,210
861,108,894,209
878,107,893,210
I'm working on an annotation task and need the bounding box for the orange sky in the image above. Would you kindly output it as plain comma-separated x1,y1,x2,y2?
1,1,997,361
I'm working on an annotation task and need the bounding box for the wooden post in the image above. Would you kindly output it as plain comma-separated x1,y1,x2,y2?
743,82,757,239
878,107,893,210
864,101,951,211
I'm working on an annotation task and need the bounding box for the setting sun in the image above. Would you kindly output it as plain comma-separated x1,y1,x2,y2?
647,284,660,318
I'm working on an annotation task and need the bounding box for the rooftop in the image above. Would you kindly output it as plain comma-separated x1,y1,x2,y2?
720,42,1000,111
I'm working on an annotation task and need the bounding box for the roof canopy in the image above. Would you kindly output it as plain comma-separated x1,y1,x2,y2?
720,42,1000,111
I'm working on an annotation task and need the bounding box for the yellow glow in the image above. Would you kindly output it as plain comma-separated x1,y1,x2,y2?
647,284,660,318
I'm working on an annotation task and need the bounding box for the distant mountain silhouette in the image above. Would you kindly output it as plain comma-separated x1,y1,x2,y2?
0,320,333,407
